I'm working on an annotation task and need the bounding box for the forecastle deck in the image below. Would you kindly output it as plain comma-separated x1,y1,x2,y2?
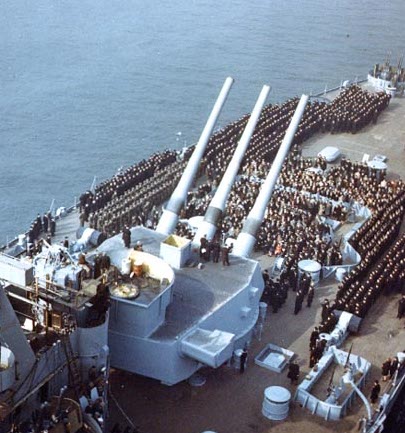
4,81,404,433
104,85,405,433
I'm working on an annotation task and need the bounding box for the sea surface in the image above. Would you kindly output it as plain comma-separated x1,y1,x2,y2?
0,0,405,241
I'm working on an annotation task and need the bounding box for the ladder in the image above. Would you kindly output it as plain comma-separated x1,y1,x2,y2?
61,332,82,400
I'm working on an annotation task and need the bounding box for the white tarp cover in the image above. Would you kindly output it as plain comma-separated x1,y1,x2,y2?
318,146,341,162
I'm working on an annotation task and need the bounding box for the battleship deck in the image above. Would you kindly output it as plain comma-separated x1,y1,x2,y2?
101,89,405,433
28,84,405,433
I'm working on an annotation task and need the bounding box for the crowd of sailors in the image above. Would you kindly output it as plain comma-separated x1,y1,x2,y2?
24,212,56,256
71,85,404,328
77,150,184,237
11,78,405,431
23,87,402,355
304,232,405,389
66,85,390,243
311,225,404,344
180,147,402,284
23,83,402,332
200,85,390,187
333,227,405,318
25,86,393,267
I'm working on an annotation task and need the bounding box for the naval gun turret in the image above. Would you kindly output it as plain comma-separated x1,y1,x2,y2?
93,92,311,386
97,223,265,385
86,80,290,385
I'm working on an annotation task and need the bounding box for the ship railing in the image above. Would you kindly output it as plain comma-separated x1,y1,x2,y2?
49,198,55,215
2,271,88,311
312,76,367,98
90,175,97,193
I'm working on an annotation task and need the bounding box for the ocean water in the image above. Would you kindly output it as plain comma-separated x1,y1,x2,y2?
0,0,404,242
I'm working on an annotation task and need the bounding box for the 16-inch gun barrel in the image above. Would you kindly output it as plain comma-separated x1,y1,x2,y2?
233,94,309,257
156,77,234,235
194,84,271,242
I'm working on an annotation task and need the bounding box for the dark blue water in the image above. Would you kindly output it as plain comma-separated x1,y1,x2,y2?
0,0,404,241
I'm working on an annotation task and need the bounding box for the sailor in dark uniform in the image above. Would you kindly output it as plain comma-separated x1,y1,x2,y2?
397,294,405,319
289,267,297,291
309,327,320,351
93,254,102,279
307,282,315,307
221,244,232,266
294,289,304,315
122,226,131,248
211,239,221,263
370,380,381,404
199,235,209,261
50,218,56,236
381,358,391,381
42,213,49,233
240,348,248,373
321,298,330,322
287,360,300,384
262,269,270,286
389,357,399,379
